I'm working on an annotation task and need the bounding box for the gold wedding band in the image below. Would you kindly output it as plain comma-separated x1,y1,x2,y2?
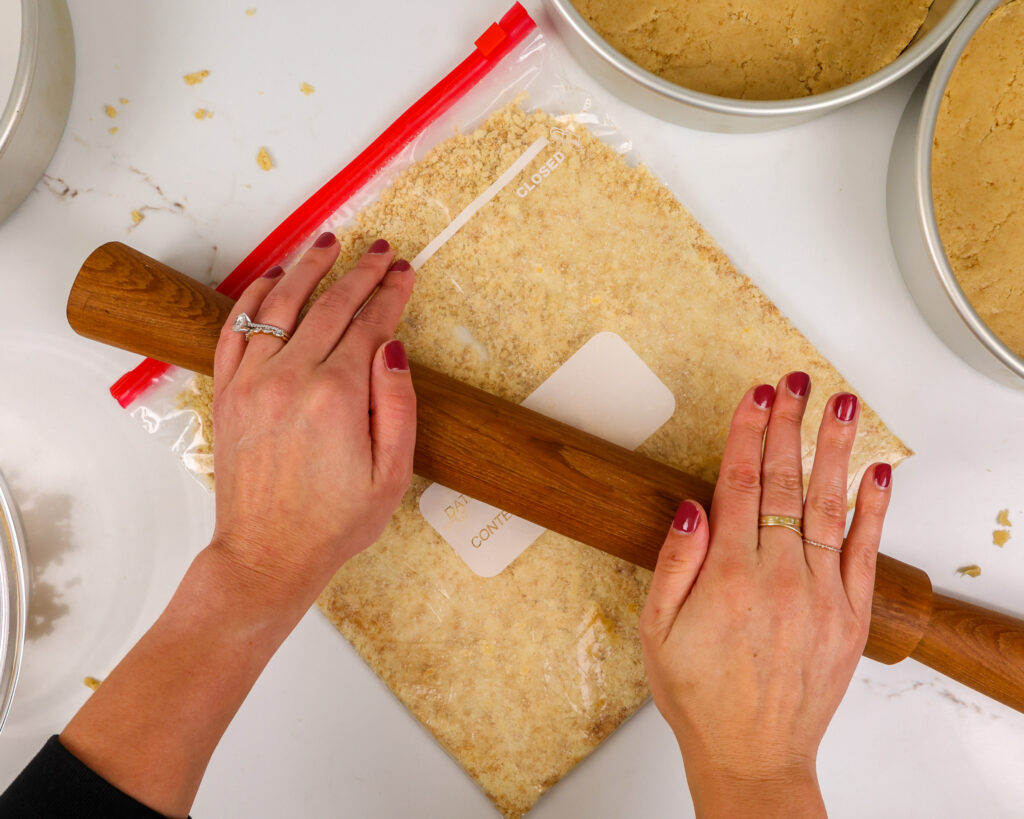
758,515,803,536
803,537,843,554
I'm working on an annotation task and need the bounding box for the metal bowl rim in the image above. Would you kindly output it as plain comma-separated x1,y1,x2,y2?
546,0,977,117
0,0,42,151
912,0,1024,379
0,467,29,734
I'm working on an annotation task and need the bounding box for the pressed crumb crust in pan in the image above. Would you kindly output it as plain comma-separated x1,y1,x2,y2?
572,0,933,100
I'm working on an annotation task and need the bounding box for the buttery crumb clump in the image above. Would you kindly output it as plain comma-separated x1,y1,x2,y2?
194,108,213,120
179,103,909,818
958,565,982,578
104,104,117,118
183,69,209,86
256,146,274,170
572,0,932,99
300,82,315,95
933,0,1024,360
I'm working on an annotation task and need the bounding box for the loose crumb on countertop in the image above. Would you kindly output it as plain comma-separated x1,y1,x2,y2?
256,147,274,171
184,69,210,86
83,677,102,691
194,108,213,120
104,105,117,118
993,529,1011,548
119,97,129,104
131,209,144,225
957,565,982,578
246,7,256,15
108,127,118,135
300,82,315,95
997,508,1012,527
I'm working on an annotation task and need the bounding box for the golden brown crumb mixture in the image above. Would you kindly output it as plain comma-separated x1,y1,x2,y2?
183,69,209,86
181,104,909,818
572,0,932,99
933,0,1024,360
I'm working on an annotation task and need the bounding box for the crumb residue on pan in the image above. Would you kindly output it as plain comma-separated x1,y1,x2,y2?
572,0,933,99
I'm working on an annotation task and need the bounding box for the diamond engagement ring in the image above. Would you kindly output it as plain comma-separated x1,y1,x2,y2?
758,515,803,537
232,312,291,342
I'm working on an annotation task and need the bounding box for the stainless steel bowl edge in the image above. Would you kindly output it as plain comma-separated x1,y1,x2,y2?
543,0,977,132
0,468,29,734
0,0,75,224
887,0,1024,388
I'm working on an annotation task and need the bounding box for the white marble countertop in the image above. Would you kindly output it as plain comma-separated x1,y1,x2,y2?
1,1,1022,816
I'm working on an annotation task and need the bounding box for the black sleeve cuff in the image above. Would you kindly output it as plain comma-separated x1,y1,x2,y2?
0,735,171,818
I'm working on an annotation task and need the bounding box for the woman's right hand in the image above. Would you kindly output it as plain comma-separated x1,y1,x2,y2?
640,373,892,817
209,234,417,607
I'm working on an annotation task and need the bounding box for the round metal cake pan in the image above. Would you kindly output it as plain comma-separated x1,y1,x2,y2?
0,0,75,225
887,0,1024,388
0,467,29,734
544,0,977,133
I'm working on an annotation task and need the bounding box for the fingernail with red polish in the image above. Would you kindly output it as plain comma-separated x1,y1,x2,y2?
874,463,892,490
383,339,409,373
787,371,810,398
753,384,775,409
313,231,336,248
389,259,412,272
834,393,858,422
368,238,390,254
672,500,701,534
261,265,283,279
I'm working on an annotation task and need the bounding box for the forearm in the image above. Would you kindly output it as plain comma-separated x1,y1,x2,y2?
60,541,314,818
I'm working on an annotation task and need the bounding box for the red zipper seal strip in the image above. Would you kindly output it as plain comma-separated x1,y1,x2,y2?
111,2,536,408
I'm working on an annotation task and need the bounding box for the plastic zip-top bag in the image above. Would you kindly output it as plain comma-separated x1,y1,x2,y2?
111,5,910,816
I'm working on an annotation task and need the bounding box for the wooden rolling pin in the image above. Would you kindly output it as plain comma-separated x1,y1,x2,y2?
68,242,1024,713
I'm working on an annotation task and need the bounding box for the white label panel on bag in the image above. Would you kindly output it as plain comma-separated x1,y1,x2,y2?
419,332,676,577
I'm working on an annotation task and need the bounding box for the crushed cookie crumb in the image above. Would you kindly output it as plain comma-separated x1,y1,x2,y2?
131,209,144,225
300,82,315,95
246,7,256,14
256,146,274,171
194,108,213,120
997,508,1012,527
184,69,210,86
108,127,118,135
177,102,910,819
83,676,102,691
104,104,117,118
993,529,1011,547
119,97,130,105
957,565,982,578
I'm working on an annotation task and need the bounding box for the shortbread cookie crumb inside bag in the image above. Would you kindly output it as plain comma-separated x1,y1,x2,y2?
111,5,910,816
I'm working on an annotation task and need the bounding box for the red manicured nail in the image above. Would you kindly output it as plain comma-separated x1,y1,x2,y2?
261,265,283,279
787,371,810,398
834,393,858,422
753,384,775,409
383,339,409,373
368,238,390,254
313,231,336,248
874,463,892,489
672,500,701,534
389,259,412,272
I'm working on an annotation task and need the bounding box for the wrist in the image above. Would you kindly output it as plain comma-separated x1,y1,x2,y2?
680,741,824,819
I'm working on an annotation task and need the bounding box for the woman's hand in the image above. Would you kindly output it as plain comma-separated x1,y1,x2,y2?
640,372,892,818
210,233,416,601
